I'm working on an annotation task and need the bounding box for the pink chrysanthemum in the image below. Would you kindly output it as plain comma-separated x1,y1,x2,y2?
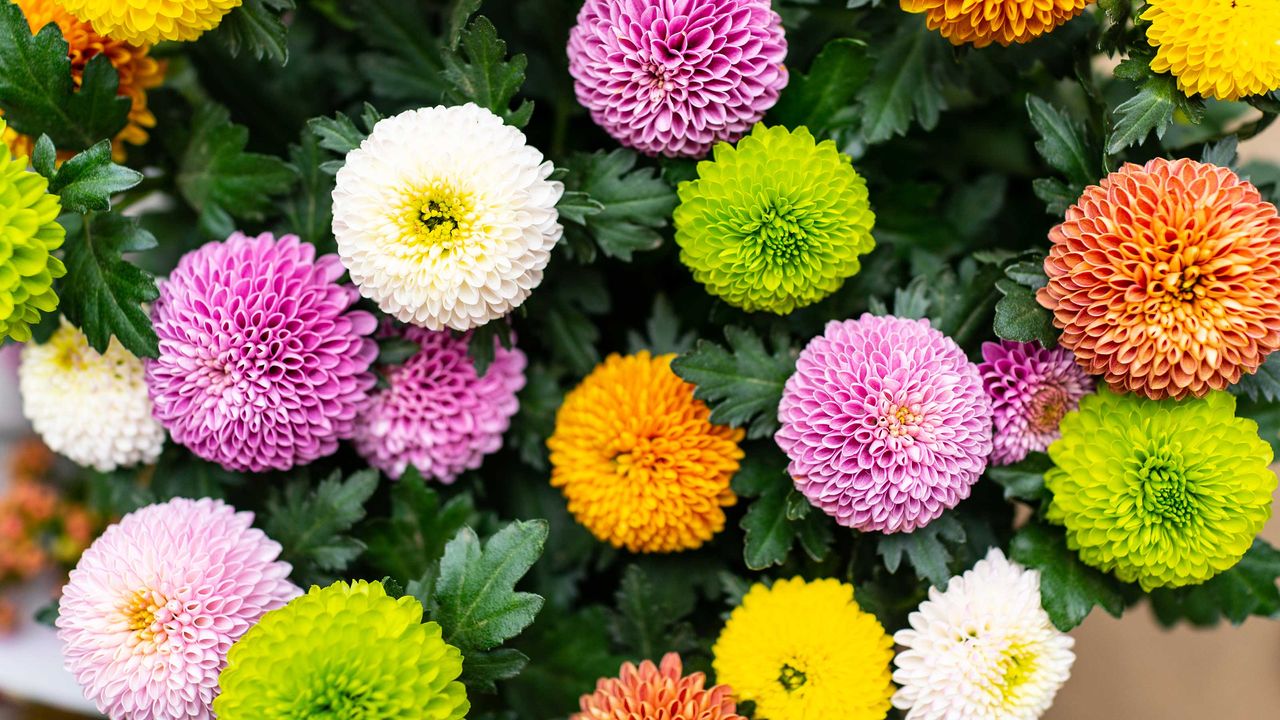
57,498,298,720
147,232,378,472
567,0,789,158
775,315,994,533
979,341,1093,466
353,326,526,483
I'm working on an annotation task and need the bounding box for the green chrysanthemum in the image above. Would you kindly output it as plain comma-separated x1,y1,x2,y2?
1045,389,1275,591
673,124,875,314
214,580,469,720
0,120,65,342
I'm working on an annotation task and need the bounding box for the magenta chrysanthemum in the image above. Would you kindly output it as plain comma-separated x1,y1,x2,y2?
353,325,526,483
147,232,378,472
775,314,994,533
57,498,299,720
567,0,789,158
979,341,1093,466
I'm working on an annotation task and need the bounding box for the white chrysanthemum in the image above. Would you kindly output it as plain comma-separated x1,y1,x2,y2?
19,321,165,471
892,548,1075,720
332,103,563,331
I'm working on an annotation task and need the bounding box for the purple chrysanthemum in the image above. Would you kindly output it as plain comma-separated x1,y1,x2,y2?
775,314,994,533
979,340,1093,466
353,325,526,483
567,0,788,158
146,232,378,472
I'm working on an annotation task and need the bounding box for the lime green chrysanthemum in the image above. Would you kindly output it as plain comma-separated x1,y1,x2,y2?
214,580,469,720
673,124,875,314
0,120,65,342
1045,389,1275,591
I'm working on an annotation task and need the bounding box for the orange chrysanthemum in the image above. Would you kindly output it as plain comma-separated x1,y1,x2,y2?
548,352,744,554
900,0,1094,48
573,653,744,720
1038,158,1280,400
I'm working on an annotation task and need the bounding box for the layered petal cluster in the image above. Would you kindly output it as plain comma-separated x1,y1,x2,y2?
574,653,743,720
548,351,743,553
1045,389,1275,590
19,321,164,472
58,0,240,44
674,125,876,313
1038,158,1280,399
979,340,1093,466
1144,0,1280,100
354,325,526,483
57,498,298,720
776,315,993,533
147,232,377,472
0,122,65,343
713,577,895,720
214,580,469,720
333,104,563,331
900,0,1093,47
893,549,1076,720
567,0,788,157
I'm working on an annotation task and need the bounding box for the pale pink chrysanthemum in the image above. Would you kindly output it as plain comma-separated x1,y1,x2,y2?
979,340,1093,466
353,325,526,483
57,498,299,720
775,314,994,533
146,232,378,472
567,0,789,158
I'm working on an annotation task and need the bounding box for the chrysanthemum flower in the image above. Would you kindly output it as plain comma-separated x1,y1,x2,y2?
19,320,164,472
214,580,469,720
57,498,298,720
674,125,876,314
147,232,377,472
900,0,1093,48
979,340,1092,466
574,653,743,720
58,0,239,44
333,103,563,332
548,351,744,553
1037,158,1280,400
567,0,788,158
892,549,1076,720
354,325,526,483
776,315,993,533
1045,389,1275,590
0,123,65,343
1143,0,1280,100
713,577,894,720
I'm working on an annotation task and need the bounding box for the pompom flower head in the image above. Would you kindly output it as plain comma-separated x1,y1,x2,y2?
20,320,164,471
1038,158,1280,400
900,0,1093,47
1144,0,1280,100
979,340,1092,466
713,577,894,720
0,120,65,343
1045,389,1275,590
892,548,1076,720
574,653,743,720
548,351,743,553
674,125,876,313
147,232,377,472
776,314,993,533
214,580,468,720
58,0,240,44
333,103,563,331
567,0,788,158
354,325,526,483
57,498,298,720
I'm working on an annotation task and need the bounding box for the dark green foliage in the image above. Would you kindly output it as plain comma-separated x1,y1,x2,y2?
58,213,160,358
671,327,796,440
264,470,380,586
1011,521,1128,631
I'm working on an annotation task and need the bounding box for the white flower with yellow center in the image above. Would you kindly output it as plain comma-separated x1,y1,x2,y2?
892,548,1076,720
332,103,563,331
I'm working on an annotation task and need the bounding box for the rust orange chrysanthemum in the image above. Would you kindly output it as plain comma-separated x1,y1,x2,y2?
900,0,1094,48
548,352,744,554
573,653,744,720
1038,158,1280,400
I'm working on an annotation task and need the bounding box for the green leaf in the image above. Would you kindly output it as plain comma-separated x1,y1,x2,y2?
671,327,795,439
460,648,529,693
1149,540,1280,626
555,190,604,226
1201,135,1239,168
993,278,1057,347
510,367,562,472
858,21,946,144
733,450,829,569
769,38,871,136
1010,521,1126,631
446,0,483,50
441,16,533,128
376,335,421,366
264,469,380,586
1107,79,1177,154
212,0,295,64
356,0,449,103
985,452,1051,502
59,212,160,358
307,103,382,156
86,469,154,518
31,134,55,181
625,294,695,355
1027,95,1100,186
1033,177,1081,216
282,132,335,253
48,140,143,213
1231,353,1280,403
562,149,677,261
525,267,610,375
876,514,966,588
363,469,478,586
33,598,58,627
742,486,793,571
610,564,697,659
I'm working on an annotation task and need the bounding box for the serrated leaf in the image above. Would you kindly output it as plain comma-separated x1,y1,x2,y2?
858,21,946,144
877,514,966,588
446,0,483,50
769,38,871,136
1010,521,1126,631
670,327,795,439
1027,95,1100,187
356,0,449,103
556,190,604,226
1107,79,1176,154
364,469,478,586
282,132,335,253
441,16,532,128
610,565,697,659
1005,260,1049,291
1032,177,1080,216
460,648,529,693
59,212,159,358
48,140,143,213
264,469,379,586
563,149,677,261
985,452,1051,502
212,0,294,64
308,111,367,155
1149,540,1280,626
625,294,695,355
741,485,793,570
1231,352,1280,403
994,278,1057,347
466,321,512,376
1201,135,1239,168
526,268,609,375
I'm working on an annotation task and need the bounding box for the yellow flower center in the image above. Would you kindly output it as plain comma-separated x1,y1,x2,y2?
1028,386,1069,433
994,644,1038,701
121,589,165,646
397,182,477,253
778,662,807,692
49,326,90,371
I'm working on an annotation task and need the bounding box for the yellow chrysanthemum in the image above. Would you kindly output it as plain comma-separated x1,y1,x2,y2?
58,0,240,45
1144,0,1280,100
900,0,1094,48
713,578,895,720
547,351,744,554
